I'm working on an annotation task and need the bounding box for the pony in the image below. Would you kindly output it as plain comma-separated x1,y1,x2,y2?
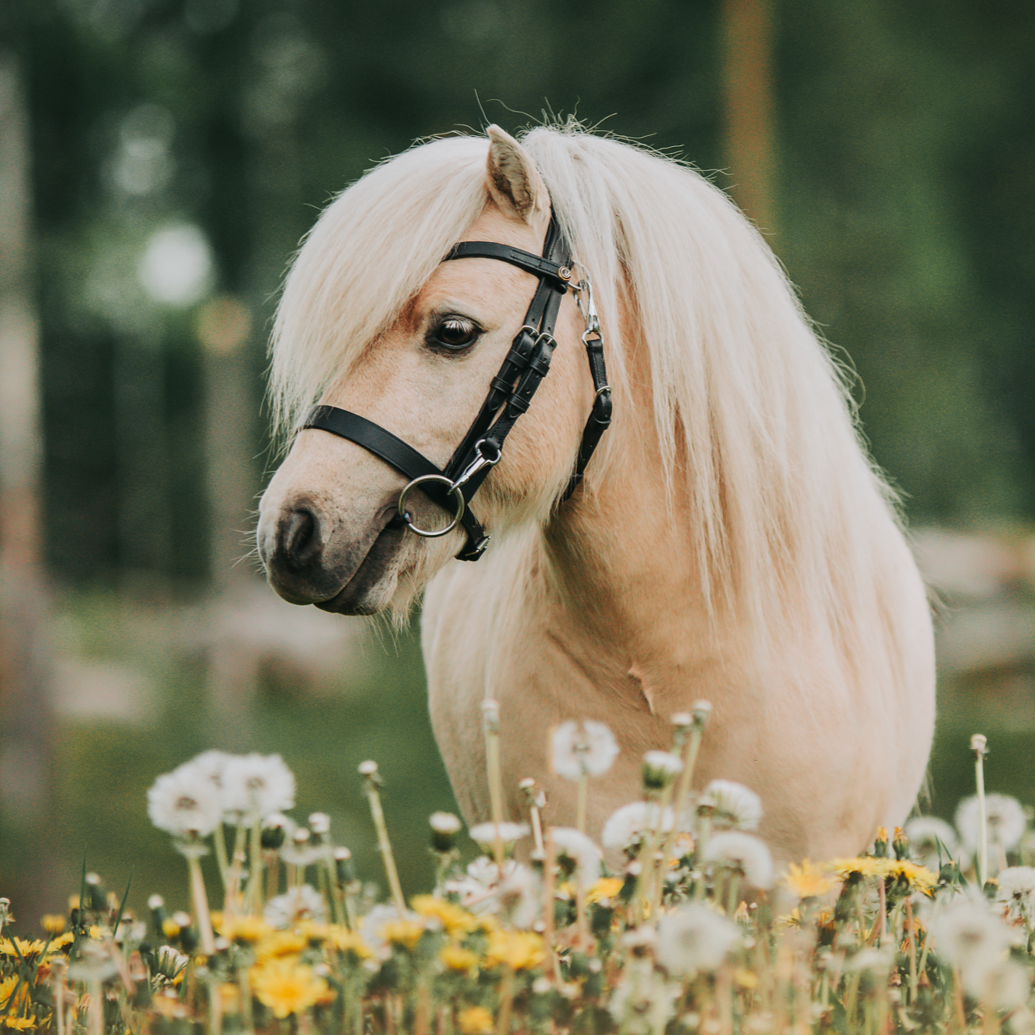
256,123,935,862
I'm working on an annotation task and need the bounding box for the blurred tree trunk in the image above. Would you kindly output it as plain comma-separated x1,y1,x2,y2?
200,298,259,748
722,0,777,233
0,52,58,922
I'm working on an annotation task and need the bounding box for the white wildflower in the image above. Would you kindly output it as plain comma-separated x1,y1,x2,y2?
549,827,604,890
904,816,960,869
264,883,327,929
929,898,1012,981
699,779,763,832
602,802,675,852
995,866,1035,925
655,902,740,976
703,831,774,889
955,794,1027,855
468,821,530,846
551,720,619,781
147,763,223,839
222,753,296,825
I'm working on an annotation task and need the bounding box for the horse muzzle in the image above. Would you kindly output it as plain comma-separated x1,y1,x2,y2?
257,494,407,615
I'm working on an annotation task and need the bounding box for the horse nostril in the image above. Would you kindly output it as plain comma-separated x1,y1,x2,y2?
281,507,320,571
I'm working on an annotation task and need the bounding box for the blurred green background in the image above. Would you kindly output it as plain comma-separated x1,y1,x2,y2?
1,0,1033,925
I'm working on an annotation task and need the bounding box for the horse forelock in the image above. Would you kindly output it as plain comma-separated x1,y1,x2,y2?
272,123,926,716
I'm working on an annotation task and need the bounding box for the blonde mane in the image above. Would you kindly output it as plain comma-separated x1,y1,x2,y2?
271,122,916,713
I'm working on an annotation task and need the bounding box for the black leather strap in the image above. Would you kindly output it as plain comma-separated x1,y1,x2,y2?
445,242,572,290
302,406,489,554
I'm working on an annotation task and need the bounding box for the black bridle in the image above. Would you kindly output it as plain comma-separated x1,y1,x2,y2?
301,213,612,561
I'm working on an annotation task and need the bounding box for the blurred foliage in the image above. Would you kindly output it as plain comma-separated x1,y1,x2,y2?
1,0,1032,590
1,0,1033,922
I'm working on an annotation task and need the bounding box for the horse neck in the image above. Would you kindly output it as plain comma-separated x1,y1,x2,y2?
538,361,724,687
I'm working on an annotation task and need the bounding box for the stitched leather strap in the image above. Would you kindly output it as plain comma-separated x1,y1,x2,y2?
302,406,490,554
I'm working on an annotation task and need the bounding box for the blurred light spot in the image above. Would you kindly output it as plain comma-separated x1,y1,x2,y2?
184,0,238,34
109,103,176,196
138,224,214,307
196,295,252,354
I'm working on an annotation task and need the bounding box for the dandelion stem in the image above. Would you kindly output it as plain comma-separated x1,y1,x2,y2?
972,734,989,887
902,896,917,1004
483,700,506,872
188,854,216,954
361,765,406,917
576,770,588,836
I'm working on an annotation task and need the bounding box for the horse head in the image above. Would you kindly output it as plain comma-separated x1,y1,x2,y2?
257,128,596,616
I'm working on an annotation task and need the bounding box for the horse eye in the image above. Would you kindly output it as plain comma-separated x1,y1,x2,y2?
429,316,479,351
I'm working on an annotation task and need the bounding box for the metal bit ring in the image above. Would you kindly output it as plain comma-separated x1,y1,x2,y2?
397,474,465,538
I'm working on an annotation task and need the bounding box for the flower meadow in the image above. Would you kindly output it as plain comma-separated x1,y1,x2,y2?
3,709,1035,1035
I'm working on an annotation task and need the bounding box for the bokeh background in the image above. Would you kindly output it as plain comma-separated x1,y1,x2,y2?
1,0,1033,925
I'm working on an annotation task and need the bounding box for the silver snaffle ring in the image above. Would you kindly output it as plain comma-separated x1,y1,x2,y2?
397,474,465,538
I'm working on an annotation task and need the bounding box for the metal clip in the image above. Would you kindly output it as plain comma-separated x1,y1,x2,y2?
451,438,502,492
574,277,601,342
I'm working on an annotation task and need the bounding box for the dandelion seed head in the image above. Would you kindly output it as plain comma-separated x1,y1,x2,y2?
551,720,619,781
222,753,296,825
147,764,223,839
655,902,740,976
703,831,774,889
904,816,960,869
264,884,327,929
602,801,675,852
994,866,1035,924
548,827,604,889
699,779,763,831
642,750,683,789
468,821,530,846
955,793,1027,854
929,898,1012,976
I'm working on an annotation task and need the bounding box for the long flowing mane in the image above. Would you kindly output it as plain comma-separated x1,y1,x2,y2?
272,122,916,714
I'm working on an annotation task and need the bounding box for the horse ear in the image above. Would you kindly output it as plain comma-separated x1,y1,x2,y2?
485,125,550,231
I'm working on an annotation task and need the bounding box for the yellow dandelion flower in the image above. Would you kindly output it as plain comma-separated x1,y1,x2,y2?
47,933,74,952
324,928,372,960
457,1006,495,1035
883,859,938,896
0,939,47,959
161,918,182,940
828,857,887,881
782,860,836,899
734,967,759,989
254,930,307,964
586,877,624,904
217,915,272,943
775,907,802,928
40,916,65,935
483,930,545,971
0,976,31,1013
411,896,478,936
251,959,330,1019
380,920,425,952
1,1017,37,1030
440,945,480,974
